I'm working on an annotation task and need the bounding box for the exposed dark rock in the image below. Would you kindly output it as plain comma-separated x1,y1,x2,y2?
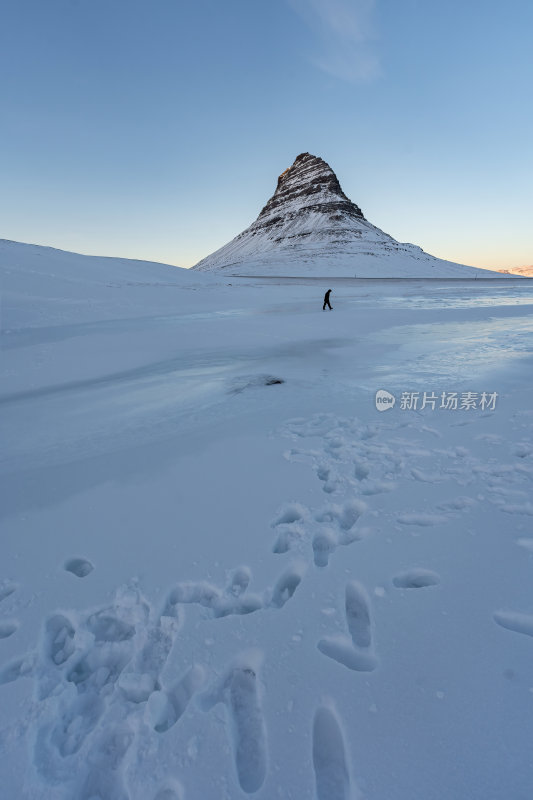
257,153,365,224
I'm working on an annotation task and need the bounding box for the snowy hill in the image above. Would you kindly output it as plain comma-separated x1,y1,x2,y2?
0,238,214,328
0,238,189,285
192,153,501,278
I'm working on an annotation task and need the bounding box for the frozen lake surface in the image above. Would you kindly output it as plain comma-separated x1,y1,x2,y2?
1,261,533,799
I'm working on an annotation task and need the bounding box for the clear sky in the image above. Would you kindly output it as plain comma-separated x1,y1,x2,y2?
1,0,532,269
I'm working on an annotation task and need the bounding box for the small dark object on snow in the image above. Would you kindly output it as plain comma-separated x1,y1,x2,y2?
230,374,284,394
323,289,332,310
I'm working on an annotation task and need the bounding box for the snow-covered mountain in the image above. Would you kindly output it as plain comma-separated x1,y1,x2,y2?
192,153,501,278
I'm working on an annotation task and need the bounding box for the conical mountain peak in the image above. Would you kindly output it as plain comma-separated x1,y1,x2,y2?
256,152,365,227
192,153,493,278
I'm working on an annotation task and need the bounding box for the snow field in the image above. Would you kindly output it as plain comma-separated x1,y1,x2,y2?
3,402,533,798
1,242,533,799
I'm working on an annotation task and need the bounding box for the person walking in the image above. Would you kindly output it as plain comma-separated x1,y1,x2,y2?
323,289,333,310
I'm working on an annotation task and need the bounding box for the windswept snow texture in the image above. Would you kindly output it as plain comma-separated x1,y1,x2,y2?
192,152,503,278
1,240,533,799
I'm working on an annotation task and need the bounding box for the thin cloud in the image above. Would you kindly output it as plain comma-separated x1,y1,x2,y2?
288,0,381,83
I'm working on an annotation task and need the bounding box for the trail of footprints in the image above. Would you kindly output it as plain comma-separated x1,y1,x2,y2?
0,561,306,798
0,412,449,797
1,410,531,797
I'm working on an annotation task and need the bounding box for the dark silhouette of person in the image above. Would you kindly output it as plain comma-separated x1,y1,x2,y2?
323,289,332,310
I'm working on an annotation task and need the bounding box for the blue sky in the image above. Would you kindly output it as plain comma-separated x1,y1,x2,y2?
1,0,531,269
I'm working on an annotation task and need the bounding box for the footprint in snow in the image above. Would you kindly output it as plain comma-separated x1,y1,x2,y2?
87,609,136,642
410,468,443,484
64,557,94,578
148,664,205,733
268,562,305,608
272,497,367,562
229,667,268,794
271,502,309,528
316,464,338,493
0,620,19,639
393,569,440,589
63,602,140,696
353,460,370,481
77,721,134,800
271,502,309,553
199,652,267,794
66,638,134,692
50,692,105,757
512,442,532,458
272,522,305,554
493,611,533,638
344,581,373,648
318,636,377,672
0,653,35,685
311,502,369,567
40,613,76,701
318,581,378,672
312,529,338,568
154,781,184,800
313,705,353,800
315,500,366,534
226,565,252,597
115,610,182,704
0,581,18,604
